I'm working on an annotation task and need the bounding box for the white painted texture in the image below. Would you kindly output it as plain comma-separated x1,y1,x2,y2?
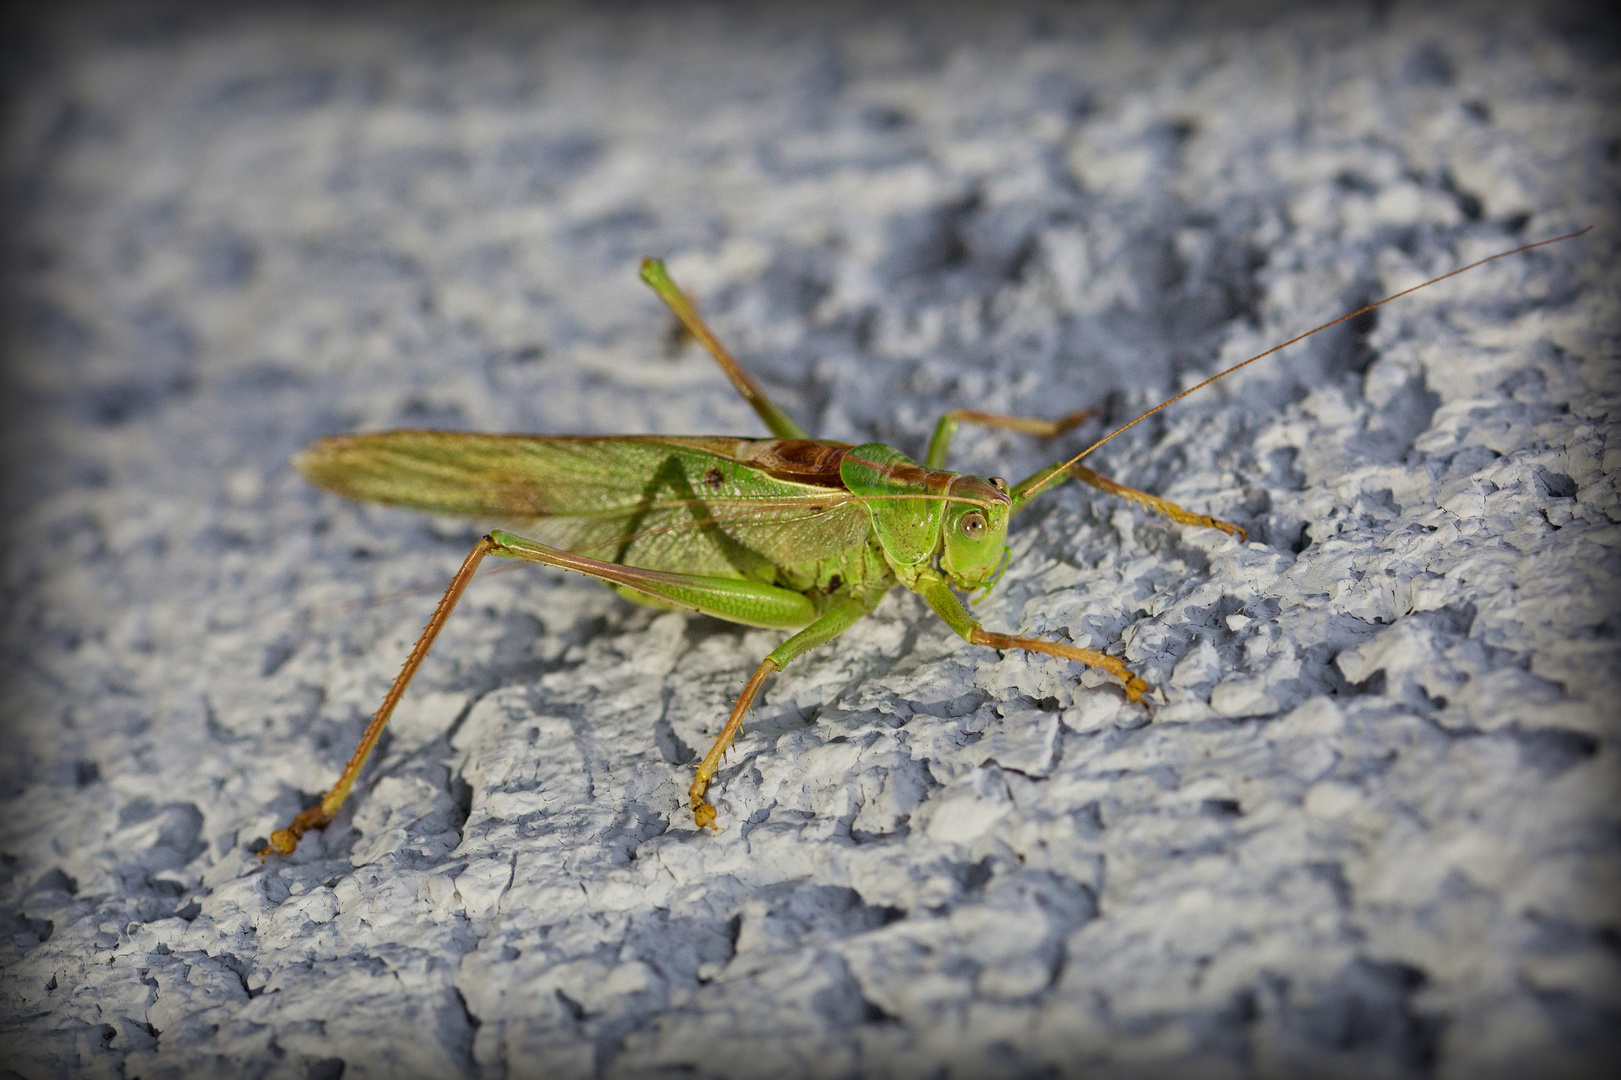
1,3,1617,1078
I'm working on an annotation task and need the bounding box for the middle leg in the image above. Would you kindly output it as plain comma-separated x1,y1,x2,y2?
688,595,872,829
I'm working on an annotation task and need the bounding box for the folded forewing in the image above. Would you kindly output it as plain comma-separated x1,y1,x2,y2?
295,432,872,578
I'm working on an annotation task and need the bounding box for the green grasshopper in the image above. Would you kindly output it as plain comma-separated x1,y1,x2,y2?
263,229,1585,857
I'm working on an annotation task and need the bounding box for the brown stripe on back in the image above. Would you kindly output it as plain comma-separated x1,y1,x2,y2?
740,439,853,488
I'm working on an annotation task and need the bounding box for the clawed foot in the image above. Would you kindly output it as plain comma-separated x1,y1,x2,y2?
1121,672,1149,703
688,778,721,832
261,805,332,861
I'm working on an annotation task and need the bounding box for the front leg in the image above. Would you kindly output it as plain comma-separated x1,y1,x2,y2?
915,575,1148,703
1010,460,1244,539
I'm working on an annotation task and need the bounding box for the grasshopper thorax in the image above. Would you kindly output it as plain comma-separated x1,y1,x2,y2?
838,443,1011,586
939,475,1011,588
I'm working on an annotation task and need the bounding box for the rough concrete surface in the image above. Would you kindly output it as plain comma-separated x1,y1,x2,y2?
1,2,1618,1077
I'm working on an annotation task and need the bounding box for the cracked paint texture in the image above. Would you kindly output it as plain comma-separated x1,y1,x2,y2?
1,2,1617,1078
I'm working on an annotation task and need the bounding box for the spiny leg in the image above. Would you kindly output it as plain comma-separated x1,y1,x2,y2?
925,407,1099,470
640,259,809,439
689,596,871,829
265,534,498,858
689,661,774,832
1070,465,1245,539
462,532,834,832
266,530,823,857
969,627,1147,702
1010,460,1245,539
916,576,1148,703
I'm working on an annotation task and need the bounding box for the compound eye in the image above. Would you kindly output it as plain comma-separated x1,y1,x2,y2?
960,511,987,540
989,476,1009,493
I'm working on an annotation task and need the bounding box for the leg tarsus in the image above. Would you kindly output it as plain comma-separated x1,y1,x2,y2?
263,804,333,860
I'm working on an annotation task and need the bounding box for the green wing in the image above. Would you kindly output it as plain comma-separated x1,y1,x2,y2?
294,432,872,581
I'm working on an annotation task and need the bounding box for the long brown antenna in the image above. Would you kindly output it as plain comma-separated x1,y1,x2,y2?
1018,226,1591,503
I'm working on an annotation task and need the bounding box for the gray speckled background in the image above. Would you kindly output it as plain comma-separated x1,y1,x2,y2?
1,2,1618,1077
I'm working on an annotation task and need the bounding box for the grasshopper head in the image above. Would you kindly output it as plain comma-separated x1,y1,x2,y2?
939,475,1012,588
